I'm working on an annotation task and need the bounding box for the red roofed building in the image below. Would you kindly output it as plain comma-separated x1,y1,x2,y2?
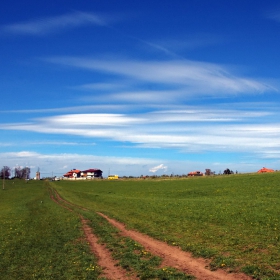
257,167,274,173
63,169,81,179
188,171,204,177
63,168,103,179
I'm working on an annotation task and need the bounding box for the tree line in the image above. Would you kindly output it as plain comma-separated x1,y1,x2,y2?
0,166,31,179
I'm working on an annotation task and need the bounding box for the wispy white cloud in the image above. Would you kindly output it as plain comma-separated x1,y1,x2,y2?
151,33,224,52
44,113,144,126
1,105,280,158
1,11,109,35
73,82,128,91
46,56,275,96
146,109,271,123
149,163,168,173
0,105,129,114
0,140,95,147
34,141,96,146
105,90,180,104
260,150,280,159
10,151,41,158
0,142,14,147
1,151,157,164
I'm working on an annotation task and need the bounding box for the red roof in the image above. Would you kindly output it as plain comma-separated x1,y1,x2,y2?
257,167,274,173
63,169,81,177
70,169,80,173
188,171,203,176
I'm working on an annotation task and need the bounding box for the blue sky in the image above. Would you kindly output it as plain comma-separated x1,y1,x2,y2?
1,0,280,177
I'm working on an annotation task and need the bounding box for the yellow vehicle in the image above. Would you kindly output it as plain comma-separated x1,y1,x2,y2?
108,175,119,180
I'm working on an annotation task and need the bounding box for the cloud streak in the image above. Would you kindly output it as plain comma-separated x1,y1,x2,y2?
46,56,275,96
1,106,279,158
149,163,168,173
2,11,109,35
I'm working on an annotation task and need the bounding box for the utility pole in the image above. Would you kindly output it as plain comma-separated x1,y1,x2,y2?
2,167,5,190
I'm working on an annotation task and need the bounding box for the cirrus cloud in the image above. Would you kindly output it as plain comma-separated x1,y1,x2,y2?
46,56,275,96
1,11,110,36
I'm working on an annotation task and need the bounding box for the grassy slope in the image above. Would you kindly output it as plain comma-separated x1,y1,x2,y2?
54,173,280,279
0,179,100,280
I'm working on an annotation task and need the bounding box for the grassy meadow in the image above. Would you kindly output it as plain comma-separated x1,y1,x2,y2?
52,172,280,279
0,179,100,280
1,173,280,279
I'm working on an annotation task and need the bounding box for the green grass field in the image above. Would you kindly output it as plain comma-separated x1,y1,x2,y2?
1,173,280,279
53,173,280,279
0,179,100,280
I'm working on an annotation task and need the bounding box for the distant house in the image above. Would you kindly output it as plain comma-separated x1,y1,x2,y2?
188,171,204,177
257,167,274,173
63,169,81,179
63,168,103,179
81,169,103,179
